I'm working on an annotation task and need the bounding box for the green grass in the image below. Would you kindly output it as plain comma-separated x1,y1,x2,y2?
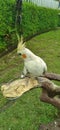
0,29,60,130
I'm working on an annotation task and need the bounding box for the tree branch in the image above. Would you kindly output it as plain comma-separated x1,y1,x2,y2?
44,72,60,81
40,89,60,109
1,76,60,109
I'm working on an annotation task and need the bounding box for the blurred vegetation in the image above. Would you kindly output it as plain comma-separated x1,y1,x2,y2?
58,12,60,26
0,1,60,54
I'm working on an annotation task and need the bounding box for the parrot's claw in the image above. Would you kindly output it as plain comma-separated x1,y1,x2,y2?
20,75,29,86
25,77,30,86
20,74,25,79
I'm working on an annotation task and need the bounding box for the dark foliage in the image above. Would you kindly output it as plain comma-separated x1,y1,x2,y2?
0,1,60,53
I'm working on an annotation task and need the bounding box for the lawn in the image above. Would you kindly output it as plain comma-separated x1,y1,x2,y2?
0,29,60,130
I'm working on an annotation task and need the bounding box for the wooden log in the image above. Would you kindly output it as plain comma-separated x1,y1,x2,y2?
40,88,60,109
1,77,60,108
37,77,60,109
44,72,60,81
38,77,60,96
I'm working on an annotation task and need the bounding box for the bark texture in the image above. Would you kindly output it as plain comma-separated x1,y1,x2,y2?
1,73,60,109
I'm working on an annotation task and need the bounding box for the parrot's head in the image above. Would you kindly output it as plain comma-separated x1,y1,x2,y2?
17,39,35,61
17,41,26,58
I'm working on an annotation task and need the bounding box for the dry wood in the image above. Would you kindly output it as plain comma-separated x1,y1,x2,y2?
1,76,60,108
44,72,60,81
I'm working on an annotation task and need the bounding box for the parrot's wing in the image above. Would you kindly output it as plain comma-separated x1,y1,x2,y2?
24,60,45,77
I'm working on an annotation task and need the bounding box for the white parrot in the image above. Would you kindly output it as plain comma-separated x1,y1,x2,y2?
17,38,47,78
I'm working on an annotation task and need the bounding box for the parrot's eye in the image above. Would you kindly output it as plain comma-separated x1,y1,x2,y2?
18,53,21,55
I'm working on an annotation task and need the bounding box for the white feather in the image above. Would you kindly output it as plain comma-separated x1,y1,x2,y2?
17,43,47,77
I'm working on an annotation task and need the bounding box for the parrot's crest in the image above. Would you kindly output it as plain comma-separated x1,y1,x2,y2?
17,36,26,53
